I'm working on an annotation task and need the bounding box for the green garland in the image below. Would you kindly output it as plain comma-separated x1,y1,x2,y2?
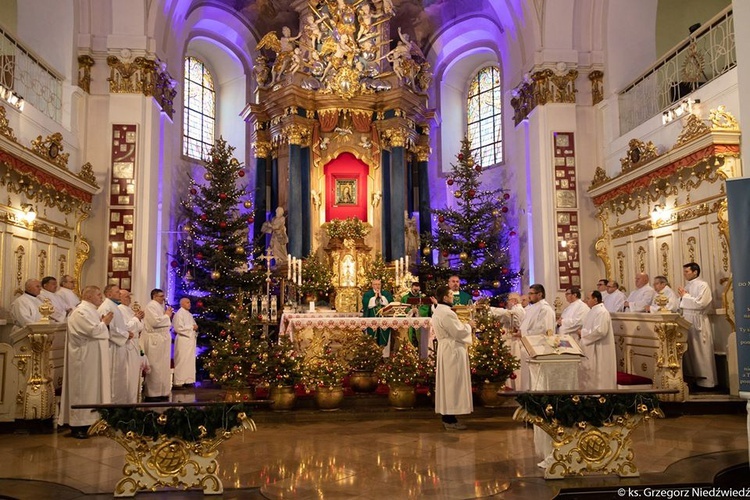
515,393,661,428
97,403,251,441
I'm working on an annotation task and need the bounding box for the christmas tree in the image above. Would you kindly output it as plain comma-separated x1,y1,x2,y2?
173,137,266,343
418,137,522,300
469,306,519,384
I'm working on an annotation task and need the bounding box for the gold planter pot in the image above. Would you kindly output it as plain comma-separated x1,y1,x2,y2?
269,385,296,411
388,383,416,409
478,381,505,408
314,386,344,410
349,371,379,393
224,387,253,402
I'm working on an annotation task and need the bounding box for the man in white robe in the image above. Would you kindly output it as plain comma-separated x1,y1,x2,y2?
119,289,146,403
489,293,525,389
518,283,556,391
579,290,616,391
625,273,655,312
596,279,609,301
59,286,113,439
143,288,174,401
557,288,589,339
9,279,43,335
433,285,473,430
649,275,680,313
98,284,131,403
678,262,717,389
39,276,68,323
56,274,80,314
603,280,626,312
172,297,198,388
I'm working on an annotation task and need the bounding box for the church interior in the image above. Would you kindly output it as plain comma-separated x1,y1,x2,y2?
1,0,750,497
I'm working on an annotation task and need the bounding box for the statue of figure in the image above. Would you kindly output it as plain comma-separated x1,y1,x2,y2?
357,4,381,41
404,211,420,259
385,28,420,85
257,26,301,83
262,207,288,267
253,55,270,88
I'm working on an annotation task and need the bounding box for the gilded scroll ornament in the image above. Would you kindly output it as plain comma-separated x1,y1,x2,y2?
0,105,17,141
675,113,710,147
78,162,99,188
381,127,409,149
252,141,273,158
709,105,739,131
620,139,659,173
686,236,696,262
413,144,430,162
660,243,670,278
589,166,610,190
77,55,94,93
595,210,612,279
30,132,70,169
107,55,157,95
636,246,646,273
510,67,579,124
588,70,603,105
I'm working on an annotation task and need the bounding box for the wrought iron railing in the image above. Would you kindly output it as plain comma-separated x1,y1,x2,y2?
0,24,63,123
618,7,735,135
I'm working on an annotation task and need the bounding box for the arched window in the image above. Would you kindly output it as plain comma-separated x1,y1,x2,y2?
183,57,215,161
467,66,503,166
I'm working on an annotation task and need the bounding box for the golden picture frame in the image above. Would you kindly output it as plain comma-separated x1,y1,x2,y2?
335,179,357,205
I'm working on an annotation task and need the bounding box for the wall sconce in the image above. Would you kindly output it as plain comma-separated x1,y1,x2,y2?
662,98,700,125
20,203,36,223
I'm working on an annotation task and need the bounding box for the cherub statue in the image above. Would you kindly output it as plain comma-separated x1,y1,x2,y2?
359,135,372,149
319,136,330,150
357,4,382,41
257,26,302,83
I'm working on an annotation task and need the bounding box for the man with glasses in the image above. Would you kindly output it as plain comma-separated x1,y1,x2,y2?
596,279,609,300
57,274,81,314
143,289,174,402
518,284,556,391
557,288,589,339
602,280,625,312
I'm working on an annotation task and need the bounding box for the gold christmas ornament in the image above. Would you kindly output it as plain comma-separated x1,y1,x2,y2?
422,247,431,256
572,395,580,403
459,252,468,261
544,404,554,415
598,396,607,404
230,158,239,166
243,200,253,209
183,223,192,232
157,414,167,425
198,425,208,438
204,173,212,181
454,190,462,198
492,281,501,288
235,246,246,255
211,270,221,280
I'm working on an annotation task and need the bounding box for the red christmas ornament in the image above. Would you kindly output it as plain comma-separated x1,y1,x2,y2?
238,170,246,177
427,274,434,280
190,188,197,195
441,251,449,257
233,365,240,372
458,153,464,160
468,189,476,198
219,193,227,200
195,300,204,309
502,267,509,275
196,252,204,260
478,241,486,249
472,289,480,297
447,178,454,186
475,165,482,172
438,215,445,223
200,214,208,221
510,373,517,380
217,245,224,252
247,217,255,224
219,221,227,228
509,230,517,237
233,342,240,350
501,206,509,213
503,193,510,200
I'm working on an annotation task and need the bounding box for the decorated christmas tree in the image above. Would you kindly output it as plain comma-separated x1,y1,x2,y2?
469,306,519,384
418,137,522,300
173,137,267,342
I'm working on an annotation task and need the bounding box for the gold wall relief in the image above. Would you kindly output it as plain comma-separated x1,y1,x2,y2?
588,70,603,105
30,133,70,170
675,113,710,147
660,243,670,278
595,210,612,278
617,251,625,285
686,236,696,263
14,245,25,294
510,67,579,125
0,105,17,141
253,141,273,158
381,127,410,149
37,250,47,279
281,124,312,146
77,55,94,93
106,55,157,95
709,105,739,131
636,246,646,273
58,255,67,279
412,144,430,162
717,198,730,272
620,139,659,173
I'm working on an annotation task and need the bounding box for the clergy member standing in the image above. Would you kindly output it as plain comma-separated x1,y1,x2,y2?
57,274,81,314
362,279,393,346
624,273,655,312
447,275,472,305
649,276,679,313
678,262,717,389
119,289,146,403
9,279,43,335
557,288,589,339
98,284,131,404
579,290,616,391
39,276,68,323
143,288,174,402
172,297,198,388
433,285,474,430
518,283,556,390
59,286,113,439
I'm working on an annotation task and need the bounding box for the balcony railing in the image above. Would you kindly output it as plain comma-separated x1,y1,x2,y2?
618,7,735,135
0,24,63,123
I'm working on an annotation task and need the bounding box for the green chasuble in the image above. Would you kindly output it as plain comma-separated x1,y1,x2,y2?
362,289,394,346
452,290,473,306
401,292,431,346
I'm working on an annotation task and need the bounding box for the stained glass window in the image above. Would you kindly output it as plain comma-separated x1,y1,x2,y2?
467,66,503,166
183,57,215,161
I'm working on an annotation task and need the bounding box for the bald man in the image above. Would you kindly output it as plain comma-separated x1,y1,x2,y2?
9,279,43,335
625,273,655,312
172,298,198,388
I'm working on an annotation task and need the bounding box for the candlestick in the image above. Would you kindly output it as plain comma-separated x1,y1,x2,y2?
297,259,302,286
292,257,297,284
405,255,409,271
287,254,291,279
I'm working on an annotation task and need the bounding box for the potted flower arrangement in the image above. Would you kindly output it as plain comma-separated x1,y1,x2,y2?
469,308,520,407
258,336,303,411
302,347,349,410
325,217,371,242
376,342,423,409
340,334,383,392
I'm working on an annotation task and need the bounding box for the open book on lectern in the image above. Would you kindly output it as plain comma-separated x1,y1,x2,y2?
521,333,584,359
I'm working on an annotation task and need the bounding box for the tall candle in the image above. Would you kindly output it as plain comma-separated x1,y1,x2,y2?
291,257,297,284
297,260,302,285
405,255,409,271
287,255,291,279
395,259,400,285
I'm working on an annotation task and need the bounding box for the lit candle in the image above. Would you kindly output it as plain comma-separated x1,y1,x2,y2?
297,260,302,286
395,259,400,285
405,255,409,271
309,301,315,312
287,255,291,280
291,257,297,284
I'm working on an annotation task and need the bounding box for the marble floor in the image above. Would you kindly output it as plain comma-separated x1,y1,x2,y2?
0,403,748,499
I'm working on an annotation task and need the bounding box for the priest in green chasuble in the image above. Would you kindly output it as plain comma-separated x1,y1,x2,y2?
401,281,430,346
362,278,393,346
448,275,473,305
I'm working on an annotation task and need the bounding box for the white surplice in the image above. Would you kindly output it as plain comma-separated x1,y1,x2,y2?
172,308,197,385
579,303,616,391
518,299,556,391
680,278,717,388
558,299,590,337
433,303,473,416
649,285,680,313
489,304,525,389
143,300,173,397
627,284,655,312
59,301,111,427
119,304,145,403
57,287,80,313
9,293,43,335
602,289,625,312
98,298,129,403
39,289,68,323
